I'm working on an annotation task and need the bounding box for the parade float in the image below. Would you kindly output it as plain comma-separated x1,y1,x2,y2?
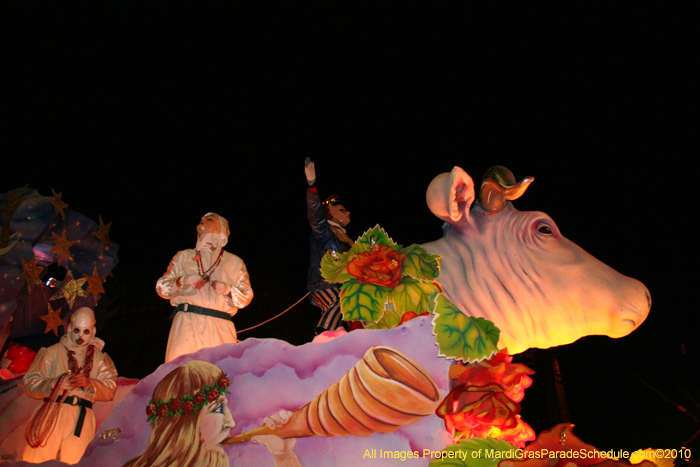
0,166,656,466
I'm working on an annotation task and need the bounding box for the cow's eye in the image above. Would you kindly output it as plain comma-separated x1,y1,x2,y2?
538,225,553,234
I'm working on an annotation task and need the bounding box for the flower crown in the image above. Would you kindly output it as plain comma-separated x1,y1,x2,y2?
146,373,231,424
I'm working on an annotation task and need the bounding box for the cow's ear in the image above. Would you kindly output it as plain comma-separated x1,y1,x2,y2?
426,166,475,224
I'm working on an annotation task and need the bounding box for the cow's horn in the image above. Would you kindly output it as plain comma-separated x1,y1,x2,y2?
478,166,534,213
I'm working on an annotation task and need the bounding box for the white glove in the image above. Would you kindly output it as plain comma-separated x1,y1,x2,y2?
180,274,205,289
211,281,231,296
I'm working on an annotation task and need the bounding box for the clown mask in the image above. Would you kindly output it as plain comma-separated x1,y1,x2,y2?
68,307,96,348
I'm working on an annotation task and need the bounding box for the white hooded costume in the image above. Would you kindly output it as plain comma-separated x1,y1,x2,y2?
156,213,253,362
23,307,117,464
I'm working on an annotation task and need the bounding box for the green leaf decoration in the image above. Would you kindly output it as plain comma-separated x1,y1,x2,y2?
355,224,400,250
388,277,439,317
320,249,353,283
364,303,404,329
472,317,500,347
401,244,442,282
344,239,371,263
433,294,498,363
428,437,519,467
340,281,391,323
427,289,441,314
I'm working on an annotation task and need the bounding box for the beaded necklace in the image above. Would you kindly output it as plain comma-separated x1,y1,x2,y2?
68,344,96,376
196,249,224,283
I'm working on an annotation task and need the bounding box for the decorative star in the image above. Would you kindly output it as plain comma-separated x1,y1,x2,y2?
50,229,75,266
92,215,112,255
50,270,87,309
40,303,65,336
84,265,106,305
19,255,44,293
50,189,69,219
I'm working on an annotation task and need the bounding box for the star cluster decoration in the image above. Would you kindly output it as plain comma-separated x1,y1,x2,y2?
50,270,87,309
2,187,120,339
40,303,65,336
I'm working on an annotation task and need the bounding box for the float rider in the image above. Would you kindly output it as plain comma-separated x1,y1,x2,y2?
23,307,117,464
305,158,354,336
156,213,254,362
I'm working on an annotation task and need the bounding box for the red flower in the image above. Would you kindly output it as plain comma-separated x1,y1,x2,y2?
347,244,406,288
400,311,430,325
146,403,156,418
218,374,231,388
157,404,170,418
207,387,220,403
182,400,195,414
194,391,207,405
169,397,181,412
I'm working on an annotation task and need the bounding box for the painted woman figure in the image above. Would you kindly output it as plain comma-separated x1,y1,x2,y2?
123,361,300,467
156,213,254,362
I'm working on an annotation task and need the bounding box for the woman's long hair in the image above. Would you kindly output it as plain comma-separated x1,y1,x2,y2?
123,361,229,467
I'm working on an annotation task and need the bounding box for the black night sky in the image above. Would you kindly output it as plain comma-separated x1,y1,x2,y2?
3,3,698,455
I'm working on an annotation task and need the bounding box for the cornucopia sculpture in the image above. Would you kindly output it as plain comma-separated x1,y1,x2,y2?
224,346,441,444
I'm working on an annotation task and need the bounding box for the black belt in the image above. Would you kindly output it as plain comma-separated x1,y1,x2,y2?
45,396,93,437
170,303,233,322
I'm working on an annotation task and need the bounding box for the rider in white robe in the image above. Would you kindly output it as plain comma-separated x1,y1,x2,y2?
156,213,253,362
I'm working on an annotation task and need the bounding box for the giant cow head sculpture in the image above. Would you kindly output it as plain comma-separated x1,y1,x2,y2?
423,166,651,355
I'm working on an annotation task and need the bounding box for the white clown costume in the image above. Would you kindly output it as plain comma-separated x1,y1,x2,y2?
156,213,253,362
23,308,117,464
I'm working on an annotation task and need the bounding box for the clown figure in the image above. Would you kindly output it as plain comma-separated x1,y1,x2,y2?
23,307,118,464
156,213,253,362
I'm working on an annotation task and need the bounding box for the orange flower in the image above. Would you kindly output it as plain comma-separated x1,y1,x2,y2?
437,389,535,448
451,349,534,402
347,244,406,288
437,349,536,448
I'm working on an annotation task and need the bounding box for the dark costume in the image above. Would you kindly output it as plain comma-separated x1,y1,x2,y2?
306,185,353,333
